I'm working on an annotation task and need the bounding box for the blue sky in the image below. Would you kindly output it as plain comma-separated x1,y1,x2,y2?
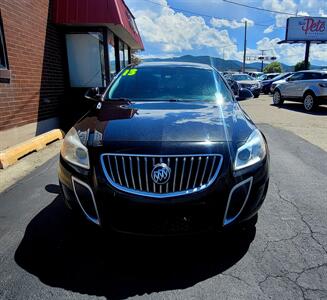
125,0,327,66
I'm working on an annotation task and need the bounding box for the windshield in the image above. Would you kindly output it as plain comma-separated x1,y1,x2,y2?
231,74,253,81
106,65,232,102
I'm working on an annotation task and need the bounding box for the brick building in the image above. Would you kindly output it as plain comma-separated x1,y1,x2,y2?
0,0,143,149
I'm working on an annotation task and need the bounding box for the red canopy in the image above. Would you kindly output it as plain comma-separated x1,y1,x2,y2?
52,0,144,50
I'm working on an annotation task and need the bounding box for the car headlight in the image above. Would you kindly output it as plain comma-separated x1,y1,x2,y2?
61,127,90,169
234,129,266,171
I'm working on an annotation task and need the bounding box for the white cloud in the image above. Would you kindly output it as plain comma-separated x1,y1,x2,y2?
262,0,327,28
253,37,327,65
210,17,254,29
134,0,237,58
264,25,274,34
319,9,327,17
131,0,326,66
262,0,298,27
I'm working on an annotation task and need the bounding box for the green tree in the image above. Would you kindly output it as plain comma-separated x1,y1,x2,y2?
131,50,142,65
263,61,282,73
294,60,310,71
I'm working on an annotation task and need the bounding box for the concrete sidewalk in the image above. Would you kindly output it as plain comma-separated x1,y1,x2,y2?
0,140,62,193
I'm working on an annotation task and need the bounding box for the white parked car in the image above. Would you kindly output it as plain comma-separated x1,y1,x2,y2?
272,70,327,111
270,74,294,93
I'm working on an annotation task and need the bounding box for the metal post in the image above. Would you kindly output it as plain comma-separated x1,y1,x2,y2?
242,21,247,73
102,28,110,85
261,50,264,72
304,41,310,70
114,35,120,73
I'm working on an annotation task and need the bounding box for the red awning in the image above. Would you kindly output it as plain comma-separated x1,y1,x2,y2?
52,0,144,50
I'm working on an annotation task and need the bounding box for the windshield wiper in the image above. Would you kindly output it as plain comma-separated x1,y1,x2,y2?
107,97,131,101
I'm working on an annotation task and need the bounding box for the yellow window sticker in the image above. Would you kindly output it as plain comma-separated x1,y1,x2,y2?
122,69,138,76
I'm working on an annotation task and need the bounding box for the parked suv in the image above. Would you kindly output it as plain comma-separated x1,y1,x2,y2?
273,70,327,111
228,73,261,98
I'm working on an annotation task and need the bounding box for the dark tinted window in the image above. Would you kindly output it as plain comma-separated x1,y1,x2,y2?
0,11,8,69
303,72,323,80
107,66,233,102
288,72,305,81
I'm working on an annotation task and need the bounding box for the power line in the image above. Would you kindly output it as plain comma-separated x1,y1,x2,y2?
222,0,297,16
140,0,273,27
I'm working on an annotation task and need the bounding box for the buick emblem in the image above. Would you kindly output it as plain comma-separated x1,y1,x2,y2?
151,163,171,184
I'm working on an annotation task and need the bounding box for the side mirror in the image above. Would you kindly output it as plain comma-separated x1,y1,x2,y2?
236,88,254,101
84,87,105,101
286,77,291,82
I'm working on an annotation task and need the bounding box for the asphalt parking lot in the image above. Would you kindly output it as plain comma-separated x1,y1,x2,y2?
0,95,326,299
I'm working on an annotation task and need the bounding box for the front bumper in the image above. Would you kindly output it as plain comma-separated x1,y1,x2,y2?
317,95,327,105
246,87,261,97
58,155,269,235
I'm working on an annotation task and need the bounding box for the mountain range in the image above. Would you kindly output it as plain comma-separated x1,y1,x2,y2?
143,55,326,72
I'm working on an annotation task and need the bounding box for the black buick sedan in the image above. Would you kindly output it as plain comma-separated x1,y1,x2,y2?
58,62,269,235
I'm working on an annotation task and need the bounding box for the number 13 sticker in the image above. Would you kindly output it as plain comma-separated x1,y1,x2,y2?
122,69,138,76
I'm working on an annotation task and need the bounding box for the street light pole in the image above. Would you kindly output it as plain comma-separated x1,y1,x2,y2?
242,21,247,73
304,41,311,70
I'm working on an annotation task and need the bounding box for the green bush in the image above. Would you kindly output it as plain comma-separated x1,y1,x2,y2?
263,62,282,73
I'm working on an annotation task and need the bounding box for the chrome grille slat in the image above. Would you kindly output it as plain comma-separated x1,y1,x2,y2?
137,157,142,191
152,157,156,193
173,157,178,192
166,158,170,193
180,157,186,191
129,157,136,189
101,154,223,198
186,157,194,190
121,156,129,188
145,157,149,192
114,156,122,185
200,156,209,186
208,156,216,182
107,156,116,183
193,157,201,188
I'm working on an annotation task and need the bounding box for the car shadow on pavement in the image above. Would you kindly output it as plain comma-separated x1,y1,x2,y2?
15,186,256,299
270,103,327,115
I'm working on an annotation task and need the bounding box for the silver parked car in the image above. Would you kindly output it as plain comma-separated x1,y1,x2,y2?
272,70,327,111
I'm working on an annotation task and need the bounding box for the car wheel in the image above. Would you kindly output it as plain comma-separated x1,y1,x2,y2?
254,94,259,98
303,92,316,112
273,90,283,106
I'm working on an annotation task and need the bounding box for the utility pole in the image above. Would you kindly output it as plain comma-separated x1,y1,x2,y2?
260,50,265,72
304,41,311,70
242,21,247,73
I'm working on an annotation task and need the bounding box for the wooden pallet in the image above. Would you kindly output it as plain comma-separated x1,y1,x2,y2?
0,129,64,169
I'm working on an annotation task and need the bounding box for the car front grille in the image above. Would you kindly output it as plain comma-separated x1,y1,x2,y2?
100,154,223,198
241,83,256,89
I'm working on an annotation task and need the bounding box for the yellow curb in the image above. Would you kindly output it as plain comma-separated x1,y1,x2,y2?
0,129,64,169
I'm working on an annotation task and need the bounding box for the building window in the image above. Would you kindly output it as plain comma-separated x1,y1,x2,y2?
119,40,125,68
108,30,116,78
66,32,105,88
124,45,129,66
0,11,9,70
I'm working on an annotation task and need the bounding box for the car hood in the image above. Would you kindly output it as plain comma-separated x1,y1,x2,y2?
273,79,286,85
261,79,273,85
237,80,258,85
75,100,255,146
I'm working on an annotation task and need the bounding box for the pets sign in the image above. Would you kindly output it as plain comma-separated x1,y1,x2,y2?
286,17,327,41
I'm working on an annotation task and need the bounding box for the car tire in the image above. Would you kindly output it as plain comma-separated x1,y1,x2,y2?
273,90,283,106
254,94,259,98
303,92,317,112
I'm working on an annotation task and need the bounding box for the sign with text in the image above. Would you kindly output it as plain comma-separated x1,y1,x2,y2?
286,17,327,41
